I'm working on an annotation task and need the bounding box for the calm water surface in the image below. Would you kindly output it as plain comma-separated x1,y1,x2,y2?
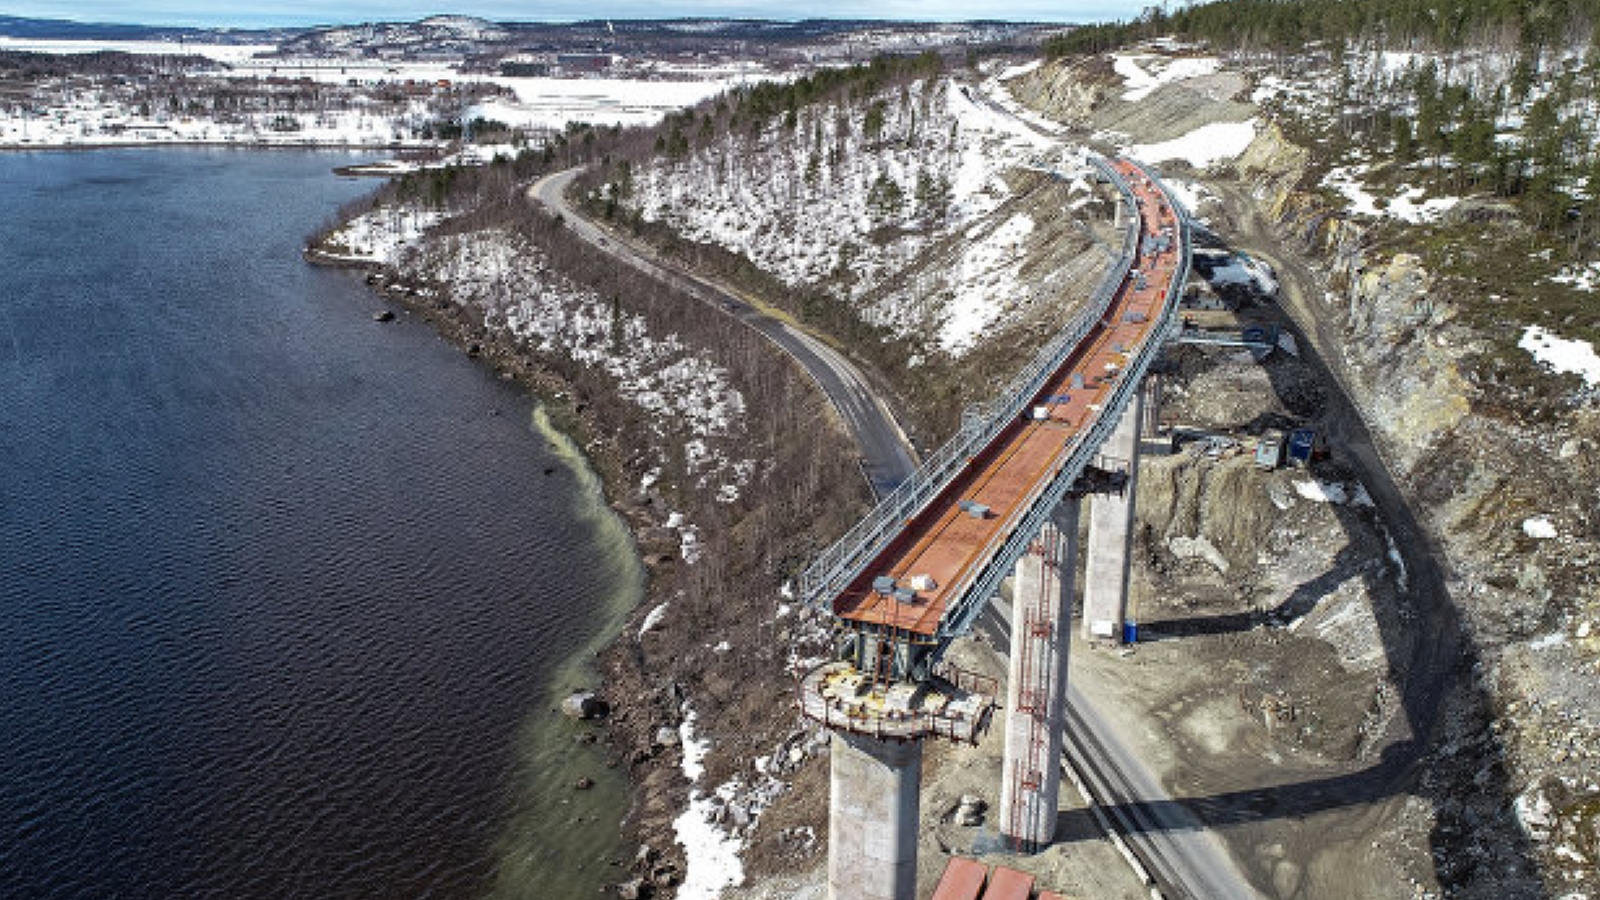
0,149,640,900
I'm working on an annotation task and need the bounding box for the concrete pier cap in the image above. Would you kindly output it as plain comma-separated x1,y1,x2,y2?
800,662,994,900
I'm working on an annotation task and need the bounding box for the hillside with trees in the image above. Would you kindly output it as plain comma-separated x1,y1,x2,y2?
1051,0,1600,245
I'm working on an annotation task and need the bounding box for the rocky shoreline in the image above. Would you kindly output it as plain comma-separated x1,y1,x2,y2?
304,248,694,890
305,198,871,898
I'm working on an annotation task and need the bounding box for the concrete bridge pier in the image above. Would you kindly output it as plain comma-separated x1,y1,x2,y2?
828,731,923,900
1082,389,1144,643
999,499,1080,852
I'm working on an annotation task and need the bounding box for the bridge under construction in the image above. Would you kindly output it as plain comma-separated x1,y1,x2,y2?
796,155,1193,900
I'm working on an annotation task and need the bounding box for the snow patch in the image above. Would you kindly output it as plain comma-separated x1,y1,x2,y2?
1126,119,1256,168
1162,177,1212,220
998,59,1044,81
468,78,738,130
1529,631,1568,650
0,36,276,62
940,212,1035,353
674,707,746,900
1295,480,1349,504
1322,167,1461,223
1521,325,1600,387
630,74,1075,357
1552,262,1600,292
1523,516,1559,540
679,705,709,782
322,207,444,264
1384,530,1410,593
639,603,670,637
1112,53,1222,103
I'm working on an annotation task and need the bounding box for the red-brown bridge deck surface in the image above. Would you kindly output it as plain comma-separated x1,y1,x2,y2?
835,159,1179,636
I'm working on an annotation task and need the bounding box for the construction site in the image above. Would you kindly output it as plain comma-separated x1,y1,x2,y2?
796,156,1198,900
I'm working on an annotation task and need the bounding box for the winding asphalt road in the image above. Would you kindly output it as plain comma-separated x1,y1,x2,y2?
531,163,1261,899
528,167,917,498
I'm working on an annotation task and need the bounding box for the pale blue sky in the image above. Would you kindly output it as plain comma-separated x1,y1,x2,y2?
4,1,1151,29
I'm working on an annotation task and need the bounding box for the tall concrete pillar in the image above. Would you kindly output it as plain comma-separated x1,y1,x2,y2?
1082,389,1143,643
1000,499,1080,852
828,731,923,900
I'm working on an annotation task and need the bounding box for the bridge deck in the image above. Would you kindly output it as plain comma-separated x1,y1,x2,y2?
835,159,1182,636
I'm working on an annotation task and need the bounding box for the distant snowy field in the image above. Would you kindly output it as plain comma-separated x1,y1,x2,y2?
468,78,744,131
0,38,763,146
0,36,276,62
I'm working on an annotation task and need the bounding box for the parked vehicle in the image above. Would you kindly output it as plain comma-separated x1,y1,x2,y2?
1255,429,1287,470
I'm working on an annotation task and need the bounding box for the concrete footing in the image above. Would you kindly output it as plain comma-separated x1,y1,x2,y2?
828,731,924,900
1082,391,1143,643
999,500,1080,852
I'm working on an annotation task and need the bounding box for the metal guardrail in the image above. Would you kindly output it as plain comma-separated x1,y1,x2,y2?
799,155,1141,609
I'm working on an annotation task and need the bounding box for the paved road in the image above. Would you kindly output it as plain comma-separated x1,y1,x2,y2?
528,167,917,498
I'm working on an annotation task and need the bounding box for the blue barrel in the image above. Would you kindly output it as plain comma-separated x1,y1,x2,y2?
1122,621,1139,643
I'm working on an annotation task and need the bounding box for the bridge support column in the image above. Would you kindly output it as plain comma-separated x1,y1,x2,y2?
828,732,923,900
1082,389,1143,643
1000,499,1079,852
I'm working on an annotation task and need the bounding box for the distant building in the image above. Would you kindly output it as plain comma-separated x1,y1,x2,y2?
556,53,612,73
500,60,552,77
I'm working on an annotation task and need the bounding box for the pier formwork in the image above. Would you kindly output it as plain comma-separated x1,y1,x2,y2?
1000,500,1079,852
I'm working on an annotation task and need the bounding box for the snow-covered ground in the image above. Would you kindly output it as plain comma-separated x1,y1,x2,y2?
1112,53,1222,103
1552,261,1600,292
673,706,746,900
630,73,1089,356
1523,516,1559,539
335,220,757,499
942,212,1035,353
467,78,738,131
1520,325,1600,388
317,207,445,264
1162,176,1230,225
1,39,765,149
1125,119,1257,169
1322,166,1462,223
0,91,439,148
0,36,275,62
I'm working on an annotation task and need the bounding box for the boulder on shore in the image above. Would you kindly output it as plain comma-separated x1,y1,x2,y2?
561,691,610,720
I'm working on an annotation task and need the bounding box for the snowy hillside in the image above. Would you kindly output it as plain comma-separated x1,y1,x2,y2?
625,71,1101,356
275,16,509,56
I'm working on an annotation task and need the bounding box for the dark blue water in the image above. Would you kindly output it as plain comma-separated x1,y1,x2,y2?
0,149,640,900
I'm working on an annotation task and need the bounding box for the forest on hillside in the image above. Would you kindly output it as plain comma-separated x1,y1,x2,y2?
1049,0,1600,244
